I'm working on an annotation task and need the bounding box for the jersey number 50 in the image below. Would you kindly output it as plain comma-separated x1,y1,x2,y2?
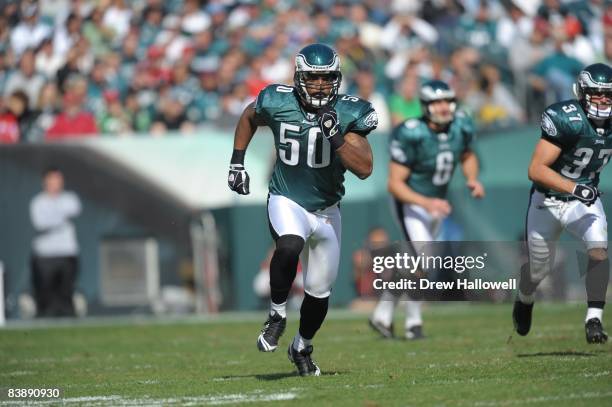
279,123,331,168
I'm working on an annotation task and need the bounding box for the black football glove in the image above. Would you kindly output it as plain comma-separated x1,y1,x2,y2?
228,164,250,195
572,184,599,206
317,105,345,150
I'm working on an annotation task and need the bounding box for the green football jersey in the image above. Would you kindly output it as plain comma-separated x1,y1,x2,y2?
389,111,475,199
254,84,377,211
536,99,612,197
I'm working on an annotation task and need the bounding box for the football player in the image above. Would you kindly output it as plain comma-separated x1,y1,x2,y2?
228,43,377,375
513,63,612,344
369,80,484,340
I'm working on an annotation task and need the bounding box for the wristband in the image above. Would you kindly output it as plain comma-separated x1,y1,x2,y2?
231,149,246,165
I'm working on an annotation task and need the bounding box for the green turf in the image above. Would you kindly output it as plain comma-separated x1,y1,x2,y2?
0,303,611,406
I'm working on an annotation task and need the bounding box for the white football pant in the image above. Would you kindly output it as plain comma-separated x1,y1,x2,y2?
267,194,341,298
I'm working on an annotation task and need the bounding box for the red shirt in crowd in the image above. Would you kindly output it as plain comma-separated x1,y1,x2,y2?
45,111,98,140
0,112,20,143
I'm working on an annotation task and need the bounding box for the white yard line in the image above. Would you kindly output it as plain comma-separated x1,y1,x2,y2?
0,391,298,406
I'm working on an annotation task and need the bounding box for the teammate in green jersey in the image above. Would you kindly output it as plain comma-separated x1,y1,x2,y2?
228,43,377,376
369,80,485,340
514,63,612,344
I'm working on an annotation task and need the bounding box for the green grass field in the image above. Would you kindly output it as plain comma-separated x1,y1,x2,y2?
1,303,611,406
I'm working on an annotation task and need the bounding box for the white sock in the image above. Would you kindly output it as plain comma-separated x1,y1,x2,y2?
371,291,397,326
292,333,311,352
518,291,535,305
270,301,286,318
585,307,603,323
405,299,423,329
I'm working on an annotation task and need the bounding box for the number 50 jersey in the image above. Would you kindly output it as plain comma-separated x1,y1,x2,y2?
389,111,475,199
537,99,612,198
255,84,378,211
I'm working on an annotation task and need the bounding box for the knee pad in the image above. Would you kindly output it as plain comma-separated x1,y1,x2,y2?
269,235,304,300
273,235,304,266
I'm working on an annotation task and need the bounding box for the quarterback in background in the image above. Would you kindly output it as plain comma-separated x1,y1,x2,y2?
514,63,612,344
370,80,485,340
228,43,377,375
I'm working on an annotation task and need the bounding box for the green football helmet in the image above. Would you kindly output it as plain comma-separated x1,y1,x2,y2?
573,63,612,120
294,43,342,109
419,80,457,125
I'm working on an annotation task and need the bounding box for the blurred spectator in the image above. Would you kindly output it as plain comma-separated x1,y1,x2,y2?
353,68,392,133
381,13,439,80
30,167,81,317
82,7,114,57
529,30,584,103
35,38,64,79
102,0,132,44
0,91,28,143
389,69,422,126
53,12,82,60
45,91,98,140
150,92,194,135
4,49,46,109
496,1,533,50
465,64,525,127
560,15,596,65
124,90,153,133
99,90,132,135
352,227,391,302
10,2,51,57
29,82,61,142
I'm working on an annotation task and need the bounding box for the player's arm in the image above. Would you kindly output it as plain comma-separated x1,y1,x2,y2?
228,102,266,195
387,161,451,217
527,139,574,194
460,150,485,198
528,138,598,204
336,132,373,179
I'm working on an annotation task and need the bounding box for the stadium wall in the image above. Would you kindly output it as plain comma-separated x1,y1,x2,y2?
3,126,612,314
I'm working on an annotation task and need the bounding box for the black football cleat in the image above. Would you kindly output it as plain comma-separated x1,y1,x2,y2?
405,325,425,340
368,318,394,339
512,300,534,336
288,344,321,376
257,311,286,352
585,318,608,344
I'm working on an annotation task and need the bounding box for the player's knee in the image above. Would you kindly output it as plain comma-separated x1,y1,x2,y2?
588,248,608,262
304,287,331,298
274,235,304,264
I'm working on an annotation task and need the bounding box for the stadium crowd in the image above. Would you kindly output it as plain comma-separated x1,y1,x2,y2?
0,0,610,142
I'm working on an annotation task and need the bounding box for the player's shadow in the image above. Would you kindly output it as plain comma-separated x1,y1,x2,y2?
516,351,599,358
217,371,345,381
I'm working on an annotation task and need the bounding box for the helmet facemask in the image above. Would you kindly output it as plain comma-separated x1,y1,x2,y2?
294,71,342,108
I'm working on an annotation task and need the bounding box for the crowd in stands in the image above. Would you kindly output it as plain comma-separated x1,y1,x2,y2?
0,0,610,142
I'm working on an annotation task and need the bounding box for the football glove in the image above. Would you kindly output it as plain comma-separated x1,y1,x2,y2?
228,164,250,195
317,105,344,150
572,184,599,206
